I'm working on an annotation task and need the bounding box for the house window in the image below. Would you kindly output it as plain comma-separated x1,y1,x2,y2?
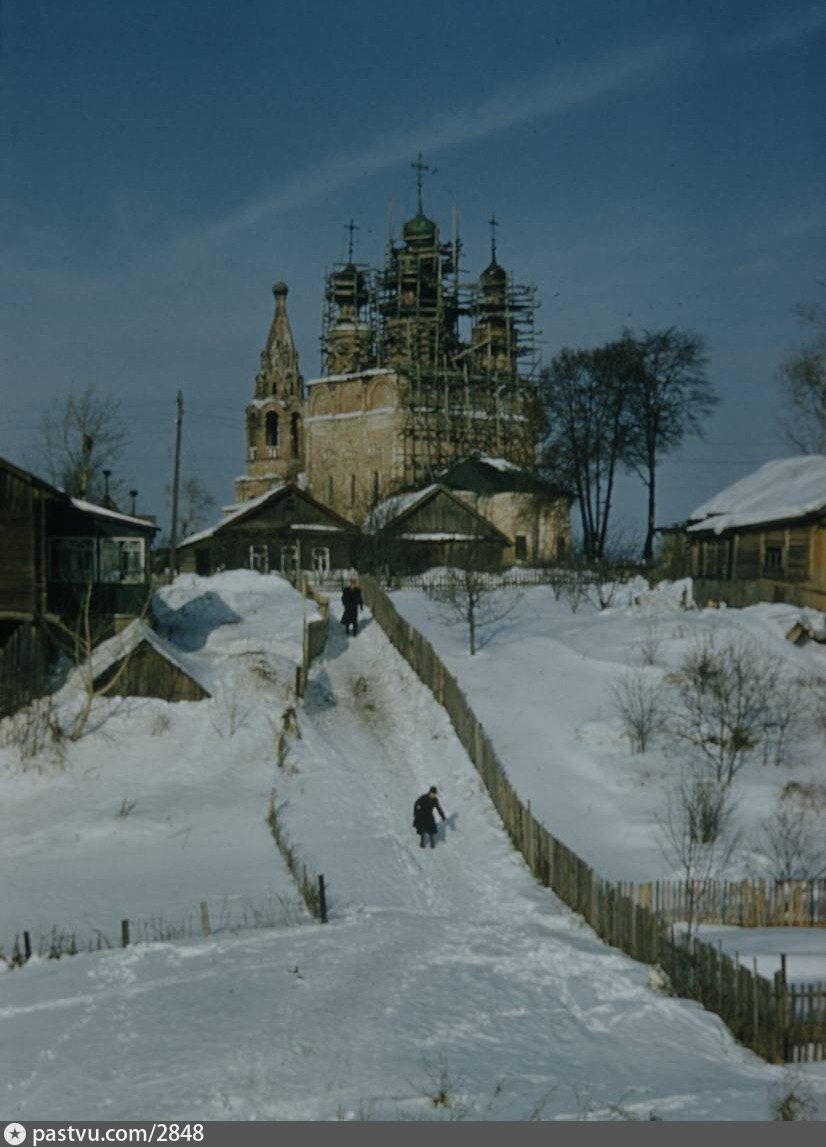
48,537,96,583
350,474,357,508
372,471,380,504
280,545,299,576
265,411,280,447
312,547,330,575
249,545,269,573
290,412,301,456
764,545,784,573
556,535,567,562
98,537,146,584
514,535,528,561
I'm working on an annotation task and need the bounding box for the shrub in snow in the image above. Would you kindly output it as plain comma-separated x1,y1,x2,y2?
0,695,64,770
754,802,826,883
636,617,663,666
611,668,665,753
769,1074,818,1121
671,635,802,784
657,766,739,937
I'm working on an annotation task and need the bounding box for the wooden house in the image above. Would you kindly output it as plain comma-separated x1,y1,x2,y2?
91,622,211,703
684,456,826,609
177,483,357,578
1,456,158,714
436,454,572,566
363,484,510,575
46,495,158,633
1,456,157,640
0,457,59,644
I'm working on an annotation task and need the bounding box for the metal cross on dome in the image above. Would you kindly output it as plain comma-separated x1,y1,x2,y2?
411,153,431,212
345,218,359,263
488,213,499,262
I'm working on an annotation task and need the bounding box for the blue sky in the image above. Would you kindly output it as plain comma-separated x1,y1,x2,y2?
1,0,824,541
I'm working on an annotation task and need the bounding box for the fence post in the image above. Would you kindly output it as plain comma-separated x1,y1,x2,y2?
318,874,328,924
23,931,32,962
121,919,130,948
200,901,211,937
779,953,789,1062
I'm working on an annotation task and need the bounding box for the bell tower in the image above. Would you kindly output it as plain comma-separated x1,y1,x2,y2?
234,281,305,502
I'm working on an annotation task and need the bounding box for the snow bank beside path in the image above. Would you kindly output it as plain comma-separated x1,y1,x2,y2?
0,572,311,948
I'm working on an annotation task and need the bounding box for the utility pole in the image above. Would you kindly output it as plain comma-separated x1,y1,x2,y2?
169,390,183,577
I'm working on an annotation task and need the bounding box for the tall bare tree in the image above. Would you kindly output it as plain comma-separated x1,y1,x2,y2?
622,328,717,563
164,476,215,541
38,384,129,502
777,293,826,453
540,338,636,560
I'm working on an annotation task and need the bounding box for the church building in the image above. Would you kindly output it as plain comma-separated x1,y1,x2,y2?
232,158,570,566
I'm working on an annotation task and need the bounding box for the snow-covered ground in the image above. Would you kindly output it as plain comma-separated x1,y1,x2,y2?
390,577,826,986
1,571,825,1120
0,573,312,951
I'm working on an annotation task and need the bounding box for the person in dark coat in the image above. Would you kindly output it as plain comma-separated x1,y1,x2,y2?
413,785,446,849
341,578,364,636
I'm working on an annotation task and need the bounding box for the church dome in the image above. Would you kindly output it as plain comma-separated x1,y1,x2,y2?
403,209,437,245
480,259,507,286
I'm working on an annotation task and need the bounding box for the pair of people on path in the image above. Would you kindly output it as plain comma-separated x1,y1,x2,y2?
341,578,363,636
413,785,446,849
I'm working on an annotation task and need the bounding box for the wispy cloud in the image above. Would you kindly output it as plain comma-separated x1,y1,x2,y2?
168,35,690,253
728,4,826,55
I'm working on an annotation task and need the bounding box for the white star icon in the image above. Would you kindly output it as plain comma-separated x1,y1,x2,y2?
4,1126,26,1146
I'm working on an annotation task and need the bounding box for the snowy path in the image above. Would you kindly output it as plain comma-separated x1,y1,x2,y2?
3,583,825,1120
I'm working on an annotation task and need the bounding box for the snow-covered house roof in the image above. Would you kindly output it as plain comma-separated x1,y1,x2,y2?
436,453,572,498
87,621,212,700
179,483,354,549
70,498,158,532
687,456,826,535
364,483,510,544
363,485,440,532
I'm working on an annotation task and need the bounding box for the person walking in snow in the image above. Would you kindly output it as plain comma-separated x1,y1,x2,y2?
341,578,364,636
413,785,446,849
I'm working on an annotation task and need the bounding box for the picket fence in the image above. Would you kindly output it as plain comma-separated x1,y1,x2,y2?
360,575,826,1065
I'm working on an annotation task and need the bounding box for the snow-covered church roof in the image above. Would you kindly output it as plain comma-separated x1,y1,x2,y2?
687,456,826,535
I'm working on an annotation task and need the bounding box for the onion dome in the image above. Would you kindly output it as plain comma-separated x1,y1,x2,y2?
480,259,507,287
403,209,437,246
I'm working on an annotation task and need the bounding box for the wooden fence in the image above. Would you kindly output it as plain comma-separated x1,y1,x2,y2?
629,878,826,929
0,622,51,719
361,576,826,1064
297,575,330,699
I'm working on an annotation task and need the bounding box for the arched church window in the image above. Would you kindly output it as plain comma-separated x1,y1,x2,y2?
290,412,300,456
265,411,280,447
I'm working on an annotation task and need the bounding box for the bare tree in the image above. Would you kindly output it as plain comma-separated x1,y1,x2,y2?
777,293,826,453
671,634,799,785
37,384,130,501
622,329,718,562
540,339,636,560
426,562,520,656
611,668,665,753
755,804,826,883
164,476,215,541
658,766,739,937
